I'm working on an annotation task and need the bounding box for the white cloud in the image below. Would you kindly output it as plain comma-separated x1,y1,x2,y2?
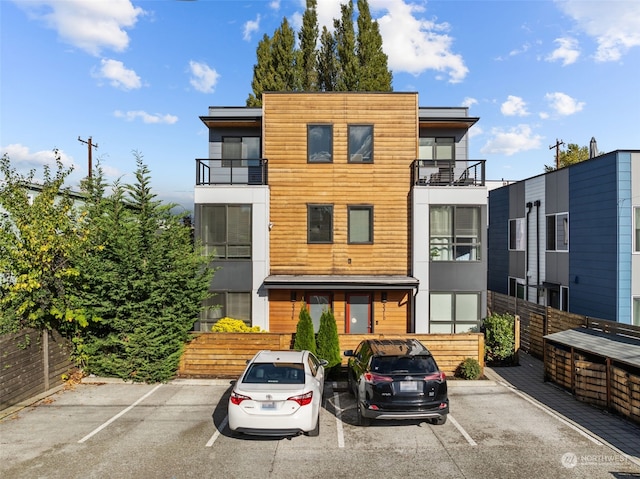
546,37,580,65
461,97,478,108
189,61,220,94
372,0,468,82
1,143,76,170
114,110,178,124
14,0,145,56
501,96,529,117
93,59,141,90
545,92,585,116
243,15,261,42
557,1,640,62
481,125,543,156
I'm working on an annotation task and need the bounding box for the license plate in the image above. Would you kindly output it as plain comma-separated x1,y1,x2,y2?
399,381,419,392
261,401,276,409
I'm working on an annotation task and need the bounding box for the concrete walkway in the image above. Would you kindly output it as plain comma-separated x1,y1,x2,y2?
485,351,640,464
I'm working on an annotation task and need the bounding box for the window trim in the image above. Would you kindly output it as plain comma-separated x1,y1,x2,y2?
348,205,373,244
509,218,526,251
307,124,333,163
307,204,334,244
348,124,374,163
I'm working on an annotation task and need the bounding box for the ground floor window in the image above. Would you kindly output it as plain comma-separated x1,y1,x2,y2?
198,291,251,332
306,293,332,332
346,293,371,333
509,277,525,299
633,298,640,326
429,292,481,333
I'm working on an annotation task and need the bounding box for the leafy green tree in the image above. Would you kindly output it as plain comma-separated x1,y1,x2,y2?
298,0,319,91
317,26,338,91
316,308,341,368
0,152,96,335
544,143,589,172
78,155,213,382
293,302,316,354
484,313,516,364
247,34,273,107
334,1,359,91
356,0,392,91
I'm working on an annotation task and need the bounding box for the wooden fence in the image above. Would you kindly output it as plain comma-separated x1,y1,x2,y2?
0,329,74,411
178,332,484,379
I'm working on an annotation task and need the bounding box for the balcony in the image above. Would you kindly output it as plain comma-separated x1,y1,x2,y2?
196,159,268,186
411,159,485,187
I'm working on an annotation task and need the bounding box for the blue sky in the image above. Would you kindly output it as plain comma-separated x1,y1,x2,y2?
2,0,639,210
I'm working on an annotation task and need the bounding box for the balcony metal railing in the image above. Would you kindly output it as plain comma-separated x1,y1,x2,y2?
411,159,485,187
196,159,269,186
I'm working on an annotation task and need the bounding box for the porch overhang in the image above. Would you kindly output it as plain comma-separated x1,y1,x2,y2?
263,275,419,291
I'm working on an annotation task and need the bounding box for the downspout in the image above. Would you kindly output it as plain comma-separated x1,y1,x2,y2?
525,202,533,301
534,200,541,303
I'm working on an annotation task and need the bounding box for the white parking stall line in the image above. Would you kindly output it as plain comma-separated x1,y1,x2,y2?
78,384,163,444
206,416,228,447
498,380,602,446
448,414,477,446
332,389,345,448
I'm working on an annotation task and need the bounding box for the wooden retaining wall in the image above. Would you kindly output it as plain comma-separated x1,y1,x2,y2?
178,332,484,379
1,329,74,411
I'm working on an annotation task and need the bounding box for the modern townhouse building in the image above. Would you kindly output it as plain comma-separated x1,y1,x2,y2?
194,92,487,335
487,149,640,325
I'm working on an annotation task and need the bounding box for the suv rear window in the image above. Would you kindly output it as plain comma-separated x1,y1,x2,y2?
371,356,437,375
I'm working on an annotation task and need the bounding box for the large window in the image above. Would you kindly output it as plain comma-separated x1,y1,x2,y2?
199,291,252,331
430,206,481,261
546,213,569,251
509,218,525,251
348,125,373,163
199,204,251,258
308,125,333,163
634,298,640,326
308,204,333,243
306,293,332,332
634,208,640,252
509,277,525,299
222,136,260,166
419,137,454,160
429,292,481,333
348,206,373,244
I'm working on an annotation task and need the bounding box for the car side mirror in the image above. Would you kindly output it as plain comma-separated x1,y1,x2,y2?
344,350,354,357
319,359,329,367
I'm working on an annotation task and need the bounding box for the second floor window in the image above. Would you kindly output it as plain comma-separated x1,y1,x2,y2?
419,137,454,160
348,205,373,244
430,206,481,261
348,125,373,163
546,213,569,251
308,204,333,243
509,218,525,251
222,137,260,166
308,125,333,163
199,204,251,259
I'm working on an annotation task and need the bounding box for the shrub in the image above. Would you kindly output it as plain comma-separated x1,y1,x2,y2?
455,357,482,380
316,308,341,368
211,317,263,333
293,303,316,354
484,313,516,364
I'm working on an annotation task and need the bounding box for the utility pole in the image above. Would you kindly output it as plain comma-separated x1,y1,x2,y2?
549,138,564,170
78,136,98,178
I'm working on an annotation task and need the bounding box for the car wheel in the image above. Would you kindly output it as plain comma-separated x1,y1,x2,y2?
307,413,320,437
356,397,370,427
431,415,447,426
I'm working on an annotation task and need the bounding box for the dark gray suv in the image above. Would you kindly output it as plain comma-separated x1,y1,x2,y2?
344,338,449,426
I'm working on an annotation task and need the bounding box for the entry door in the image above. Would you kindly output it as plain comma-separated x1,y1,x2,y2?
346,293,371,333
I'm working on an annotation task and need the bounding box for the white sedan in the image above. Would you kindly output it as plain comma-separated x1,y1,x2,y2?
228,350,327,437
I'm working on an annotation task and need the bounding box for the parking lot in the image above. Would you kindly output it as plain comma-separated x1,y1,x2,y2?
2,375,640,479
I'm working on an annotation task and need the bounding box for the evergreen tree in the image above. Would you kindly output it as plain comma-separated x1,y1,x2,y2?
316,308,341,368
356,0,393,91
247,34,273,107
271,17,297,91
79,154,213,382
298,0,319,91
317,26,338,91
334,1,359,91
0,152,96,335
293,303,316,354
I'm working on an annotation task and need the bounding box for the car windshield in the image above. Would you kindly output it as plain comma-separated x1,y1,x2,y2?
243,362,305,384
371,356,437,375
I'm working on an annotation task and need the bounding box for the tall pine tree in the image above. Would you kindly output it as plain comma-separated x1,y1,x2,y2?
334,1,359,91
298,0,319,91
356,0,392,91
317,26,338,91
